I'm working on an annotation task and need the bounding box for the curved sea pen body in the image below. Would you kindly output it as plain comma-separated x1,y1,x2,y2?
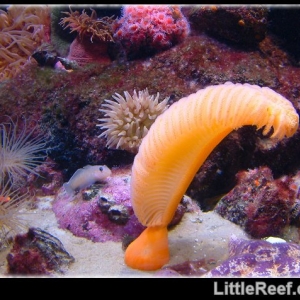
125,82,299,271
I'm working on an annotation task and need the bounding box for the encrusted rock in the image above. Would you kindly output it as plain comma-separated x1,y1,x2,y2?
82,187,100,201
97,196,116,213
186,5,268,46
214,166,295,238
204,237,300,277
107,204,129,225
52,166,146,242
6,227,74,275
168,195,198,227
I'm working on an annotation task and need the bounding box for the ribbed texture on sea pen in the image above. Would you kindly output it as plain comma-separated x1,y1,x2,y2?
131,82,299,227
125,82,299,271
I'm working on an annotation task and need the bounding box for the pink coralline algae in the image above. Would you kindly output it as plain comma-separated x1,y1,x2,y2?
113,5,190,59
204,237,300,277
214,166,296,239
52,166,193,243
156,237,300,277
53,166,143,242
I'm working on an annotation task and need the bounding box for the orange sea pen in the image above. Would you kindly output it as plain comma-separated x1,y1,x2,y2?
125,82,299,271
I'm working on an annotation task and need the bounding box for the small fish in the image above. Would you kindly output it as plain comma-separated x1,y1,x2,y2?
63,165,111,196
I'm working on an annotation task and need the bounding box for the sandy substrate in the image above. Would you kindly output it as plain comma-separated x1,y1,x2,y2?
0,193,251,278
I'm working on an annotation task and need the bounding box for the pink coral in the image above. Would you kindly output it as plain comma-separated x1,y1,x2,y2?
113,5,190,59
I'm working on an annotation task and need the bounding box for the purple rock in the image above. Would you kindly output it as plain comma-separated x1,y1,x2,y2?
53,166,192,243
204,236,300,277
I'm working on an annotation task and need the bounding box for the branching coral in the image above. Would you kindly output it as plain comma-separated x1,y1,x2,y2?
97,88,169,153
59,7,115,43
0,5,50,81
